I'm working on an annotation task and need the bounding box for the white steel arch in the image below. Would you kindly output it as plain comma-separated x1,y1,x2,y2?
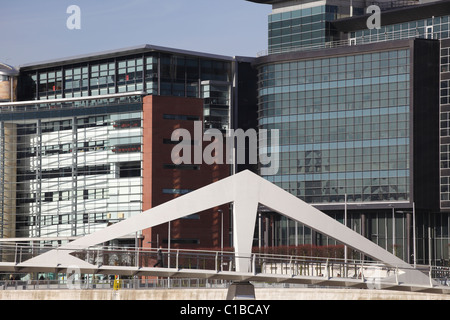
20,170,432,286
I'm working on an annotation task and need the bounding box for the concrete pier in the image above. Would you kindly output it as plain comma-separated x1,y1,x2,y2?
0,288,448,300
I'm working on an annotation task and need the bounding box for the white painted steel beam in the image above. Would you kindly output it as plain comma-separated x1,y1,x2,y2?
19,170,434,287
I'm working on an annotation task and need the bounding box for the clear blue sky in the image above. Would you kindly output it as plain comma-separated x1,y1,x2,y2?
1,0,271,67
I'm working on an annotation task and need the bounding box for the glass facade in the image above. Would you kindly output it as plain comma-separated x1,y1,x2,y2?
0,95,144,242
268,3,364,54
258,49,410,204
348,14,450,212
2,48,234,245
269,210,411,261
440,42,450,209
256,0,450,265
269,5,330,53
350,15,450,43
23,51,232,130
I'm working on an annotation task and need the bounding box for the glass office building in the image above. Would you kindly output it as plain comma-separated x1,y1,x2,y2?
251,0,447,264
0,45,236,249
258,48,411,204
1,0,450,267
268,0,366,54
19,45,233,131
1,94,144,241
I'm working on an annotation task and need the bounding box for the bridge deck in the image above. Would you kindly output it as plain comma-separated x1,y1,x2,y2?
1,261,449,295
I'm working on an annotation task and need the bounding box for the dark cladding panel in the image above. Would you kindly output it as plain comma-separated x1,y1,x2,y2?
234,58,259,174
412,38,441,211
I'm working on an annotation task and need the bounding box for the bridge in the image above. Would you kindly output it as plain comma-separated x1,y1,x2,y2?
0,170,449,298
0,244,449,295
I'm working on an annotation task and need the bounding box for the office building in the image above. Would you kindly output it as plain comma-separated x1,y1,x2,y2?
0,45,242,251
249,0,450,265
2,0,450,267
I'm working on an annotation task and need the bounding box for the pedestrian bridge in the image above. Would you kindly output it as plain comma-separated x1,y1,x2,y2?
0,244,449,295
0,170,449,297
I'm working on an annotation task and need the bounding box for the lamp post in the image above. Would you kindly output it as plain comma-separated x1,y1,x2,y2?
396,203,416,268
344,194,348,277
413,202,416,268
389,204,395,256
218,209,223,252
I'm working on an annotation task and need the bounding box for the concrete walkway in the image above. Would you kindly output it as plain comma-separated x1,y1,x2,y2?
0,288,449,300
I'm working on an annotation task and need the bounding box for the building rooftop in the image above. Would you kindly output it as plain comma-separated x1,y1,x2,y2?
332,0,450,32
0,62,19,77
18,44,234,71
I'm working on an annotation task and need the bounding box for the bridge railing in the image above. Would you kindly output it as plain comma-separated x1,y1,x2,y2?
0,243,55,264
251,252,405,284
1,243,449,286
72,246,238,272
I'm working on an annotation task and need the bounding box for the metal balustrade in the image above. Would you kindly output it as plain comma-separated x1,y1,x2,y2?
0,91,145,113
257,30,429,57
0,243,449,291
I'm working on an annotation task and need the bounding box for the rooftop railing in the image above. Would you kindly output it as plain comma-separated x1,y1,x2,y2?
0,91,146,113
258,29,428,57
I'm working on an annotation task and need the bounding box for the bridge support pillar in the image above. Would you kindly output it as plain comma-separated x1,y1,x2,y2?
226,281,255,300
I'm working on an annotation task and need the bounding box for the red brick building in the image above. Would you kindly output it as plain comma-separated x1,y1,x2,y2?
142,95,230,251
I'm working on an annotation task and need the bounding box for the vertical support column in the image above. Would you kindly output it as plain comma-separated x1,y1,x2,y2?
35,120,42,237
0,122,4,240
406,212,412,265
232,176,258,273
71,117,78,237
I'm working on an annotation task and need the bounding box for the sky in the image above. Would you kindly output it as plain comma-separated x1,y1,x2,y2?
0,0,271,67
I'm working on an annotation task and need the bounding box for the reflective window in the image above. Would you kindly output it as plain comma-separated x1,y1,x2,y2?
258,49,411,204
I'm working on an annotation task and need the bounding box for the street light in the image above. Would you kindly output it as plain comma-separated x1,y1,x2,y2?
396,202,416,268
388,204,395,256
218,209,223,252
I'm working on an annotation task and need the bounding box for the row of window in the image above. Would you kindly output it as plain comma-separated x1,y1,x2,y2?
276,160,409,175
278,189,409,203
441,80,450,106
260,100,409,118
18,185,199,206
441,46,450,73
277,146,408,160
279,153,409,167
261,106,409,126
18,140,144,158
262,112,409,130
441,144,450,169
18,188,110,204
17,115,140,136
30,53,232,100
16,163,142,181
260,50,409,74
24,212,128,227
270,131,409,147
352,16,448,37
18,140,108,158
260,85,409,104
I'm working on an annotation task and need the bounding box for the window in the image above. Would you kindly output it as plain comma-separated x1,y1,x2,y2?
118,162,141,178
112,118,140,129
163,114,200,121
162,188,192,195
163,164,200,170
44,192,53,202
164,239,199,244
112,144,141,153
